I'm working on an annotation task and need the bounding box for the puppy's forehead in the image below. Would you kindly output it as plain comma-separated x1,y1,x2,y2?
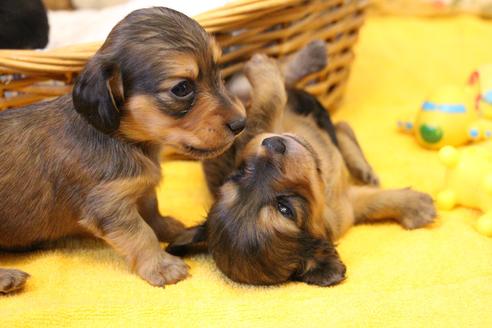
106,8,219,74
159,53,199,82
275,170,316,199
155,45,219,84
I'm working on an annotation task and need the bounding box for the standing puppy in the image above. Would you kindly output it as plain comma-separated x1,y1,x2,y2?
0,7,245,294
167,54,436,287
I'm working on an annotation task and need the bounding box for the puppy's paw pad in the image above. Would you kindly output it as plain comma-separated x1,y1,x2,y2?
363,171,380,187
399,190,436,229
159,255,189,285
244,54,279,79
138,252,189,287
300,261,346,287
249,53,272,65
299,40,328,73
352,166,380,186
0,269,30,294
305,270,346,287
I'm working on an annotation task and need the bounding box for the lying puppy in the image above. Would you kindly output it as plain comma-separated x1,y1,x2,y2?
0,7,246,294
167,53,436,287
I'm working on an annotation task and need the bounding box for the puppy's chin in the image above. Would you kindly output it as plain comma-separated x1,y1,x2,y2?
174,141,233,159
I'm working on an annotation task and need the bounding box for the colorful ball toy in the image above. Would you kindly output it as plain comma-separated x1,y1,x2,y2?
398,85,492,150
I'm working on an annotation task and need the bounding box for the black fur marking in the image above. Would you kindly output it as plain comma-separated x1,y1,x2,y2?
287,89,339,147
166,224,208,256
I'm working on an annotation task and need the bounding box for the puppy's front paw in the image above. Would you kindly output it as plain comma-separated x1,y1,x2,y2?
0,268,30,294
136,251,189,287
296,40,328,75
298,258,346,287
244,54,286,108
351,165,380,187
244,54,281,83
398,190,436,229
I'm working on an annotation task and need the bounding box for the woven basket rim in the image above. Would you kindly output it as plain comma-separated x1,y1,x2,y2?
1,0,369,111
0,0,369,66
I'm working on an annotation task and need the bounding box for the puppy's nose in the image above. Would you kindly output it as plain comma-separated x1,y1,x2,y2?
262,136,286,154
227,118,246,135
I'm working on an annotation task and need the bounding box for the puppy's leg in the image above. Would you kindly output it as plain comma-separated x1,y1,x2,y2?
0,268,29,294
81,184,189,286
335,122,379,186
281,40,328,87
81,209,188,286
295,237,346,287
227,40,327,105
350,186,436,229
138,192,186,243
241,54,287,139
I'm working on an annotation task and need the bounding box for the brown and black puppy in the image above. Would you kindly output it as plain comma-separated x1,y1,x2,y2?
0,7,246,294
167,53,436,287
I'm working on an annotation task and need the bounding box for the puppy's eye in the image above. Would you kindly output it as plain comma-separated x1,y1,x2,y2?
277,198,295,220
171,80,194,99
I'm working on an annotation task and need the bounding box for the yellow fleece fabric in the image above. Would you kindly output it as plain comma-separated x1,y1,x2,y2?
1,15,492,327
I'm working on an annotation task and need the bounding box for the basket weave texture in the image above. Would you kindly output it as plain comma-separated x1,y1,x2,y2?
0,0,368,110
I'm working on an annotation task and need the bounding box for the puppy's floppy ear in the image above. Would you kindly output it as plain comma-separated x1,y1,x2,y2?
72,56,124,133
295,236,346,287
166,224,208,257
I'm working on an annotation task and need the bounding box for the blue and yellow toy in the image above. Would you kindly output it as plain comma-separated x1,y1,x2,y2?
398,85,492,150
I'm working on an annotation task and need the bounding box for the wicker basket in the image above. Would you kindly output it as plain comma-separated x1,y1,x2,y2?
0,0,368,111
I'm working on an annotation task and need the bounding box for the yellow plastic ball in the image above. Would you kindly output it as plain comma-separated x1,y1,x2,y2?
476,214,492,237
484,174,492,194
436,190,456,210
439,146,459,167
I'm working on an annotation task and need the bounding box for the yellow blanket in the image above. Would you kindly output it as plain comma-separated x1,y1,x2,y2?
2,15,492,327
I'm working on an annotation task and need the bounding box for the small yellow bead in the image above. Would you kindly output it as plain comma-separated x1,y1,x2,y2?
439,146,459,167
436,190,456,210
484,174,492,194
476,214,492,237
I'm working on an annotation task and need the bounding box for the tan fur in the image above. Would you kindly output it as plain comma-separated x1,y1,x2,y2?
350,186,435,229
219,182,239,208
119,95,171,142
157,53,199,81
42,0,73,10
335,122,380,186
257,207,299,236
210,39,222,64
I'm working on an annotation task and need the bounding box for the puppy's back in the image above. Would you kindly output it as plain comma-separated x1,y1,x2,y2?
0,97,132,248
0,98,73,247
